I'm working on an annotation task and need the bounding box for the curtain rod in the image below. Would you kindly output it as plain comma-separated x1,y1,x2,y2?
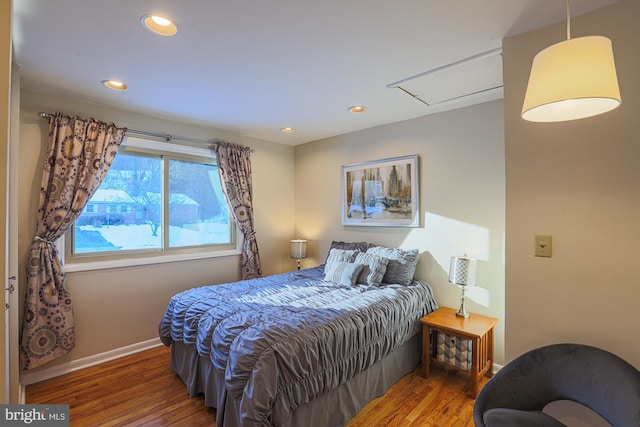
38,112,255,152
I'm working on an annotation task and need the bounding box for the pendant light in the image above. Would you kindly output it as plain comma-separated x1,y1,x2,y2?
521,0,621,122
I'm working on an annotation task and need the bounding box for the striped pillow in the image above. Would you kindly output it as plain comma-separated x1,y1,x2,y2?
325,248,360,268
365,247,419,286
323,261,364,286
354,252,389,287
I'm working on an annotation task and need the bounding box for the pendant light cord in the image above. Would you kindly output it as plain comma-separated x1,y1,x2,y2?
566,0,571,40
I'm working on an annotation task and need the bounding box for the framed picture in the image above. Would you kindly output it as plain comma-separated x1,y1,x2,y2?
342,154,419,227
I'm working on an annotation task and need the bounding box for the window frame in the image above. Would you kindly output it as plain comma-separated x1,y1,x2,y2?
61,136,241,272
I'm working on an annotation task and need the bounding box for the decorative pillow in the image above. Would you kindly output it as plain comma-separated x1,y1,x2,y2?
542,400,613,427
325,241,368,262
483,408,566,427
324,261,364,286
365,246,419,286
325,248,360,270
354,252,389,287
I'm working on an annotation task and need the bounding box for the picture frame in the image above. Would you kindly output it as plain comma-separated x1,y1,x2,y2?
341,154,419,227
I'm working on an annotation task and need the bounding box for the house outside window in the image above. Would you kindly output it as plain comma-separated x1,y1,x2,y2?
66,136,236,266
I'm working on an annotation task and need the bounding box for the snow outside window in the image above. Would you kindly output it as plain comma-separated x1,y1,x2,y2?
67,137,235,264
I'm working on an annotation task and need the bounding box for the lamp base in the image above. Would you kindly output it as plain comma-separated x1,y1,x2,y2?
456,286,470,319
455,308,470,319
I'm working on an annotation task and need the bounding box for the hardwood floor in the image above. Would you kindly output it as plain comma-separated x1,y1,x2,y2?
26,345,486,426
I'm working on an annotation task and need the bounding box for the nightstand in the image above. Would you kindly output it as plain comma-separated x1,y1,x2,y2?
420,307,498,397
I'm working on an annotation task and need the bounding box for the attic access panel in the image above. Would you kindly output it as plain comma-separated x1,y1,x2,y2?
388,48,503,106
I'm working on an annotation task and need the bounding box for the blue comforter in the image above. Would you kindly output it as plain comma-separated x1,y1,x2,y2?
159,266,438,426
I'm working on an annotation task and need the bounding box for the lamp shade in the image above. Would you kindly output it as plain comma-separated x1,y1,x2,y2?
522,36,621,122
449,256,477,287
290,240,307,259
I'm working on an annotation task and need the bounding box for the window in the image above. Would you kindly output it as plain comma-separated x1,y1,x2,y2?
67,137,235,264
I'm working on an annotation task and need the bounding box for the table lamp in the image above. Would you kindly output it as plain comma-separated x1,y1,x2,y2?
290,239,308,270
449,256,477,319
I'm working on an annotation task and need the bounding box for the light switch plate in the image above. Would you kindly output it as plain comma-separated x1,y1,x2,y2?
535,234,552,257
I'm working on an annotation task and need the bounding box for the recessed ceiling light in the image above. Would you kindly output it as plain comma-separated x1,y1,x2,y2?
348,106,367,113
141,14,179,36
101,80,128,91
280,127,296,133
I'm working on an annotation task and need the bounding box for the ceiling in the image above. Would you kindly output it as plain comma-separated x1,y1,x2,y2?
12,0,620,146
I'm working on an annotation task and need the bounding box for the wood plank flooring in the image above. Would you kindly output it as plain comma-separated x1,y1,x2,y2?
26,345,486,426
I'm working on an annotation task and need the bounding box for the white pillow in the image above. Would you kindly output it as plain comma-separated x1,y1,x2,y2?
325,248,360,271
324,261,364,286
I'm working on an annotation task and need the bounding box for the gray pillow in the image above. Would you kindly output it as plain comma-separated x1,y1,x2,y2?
354,252,389,287
483,408,566,427
329,240,368,252
365,246,419,285
542,400,612,427
324,261,364,286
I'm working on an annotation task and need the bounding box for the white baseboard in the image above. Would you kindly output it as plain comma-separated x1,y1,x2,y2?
21,337,164,387
492,362,503,374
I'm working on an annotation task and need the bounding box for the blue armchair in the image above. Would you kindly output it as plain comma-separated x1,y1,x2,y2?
473,343,640,427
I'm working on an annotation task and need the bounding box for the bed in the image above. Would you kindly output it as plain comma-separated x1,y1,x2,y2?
158,243,438,427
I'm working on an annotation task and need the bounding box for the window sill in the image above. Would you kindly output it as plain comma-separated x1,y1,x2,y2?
64,248,241,273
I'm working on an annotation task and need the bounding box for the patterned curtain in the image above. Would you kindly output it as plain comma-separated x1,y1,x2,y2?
21,113,126,370
211,141,262,279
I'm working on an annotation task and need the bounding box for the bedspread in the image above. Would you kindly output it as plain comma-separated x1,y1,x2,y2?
159,266,438,426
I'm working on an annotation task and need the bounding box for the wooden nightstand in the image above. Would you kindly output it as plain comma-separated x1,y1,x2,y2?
420,307,498,397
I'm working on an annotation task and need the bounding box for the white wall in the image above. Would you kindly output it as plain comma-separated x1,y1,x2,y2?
295,100,506,364
18,90,296,374
503,0,640,368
